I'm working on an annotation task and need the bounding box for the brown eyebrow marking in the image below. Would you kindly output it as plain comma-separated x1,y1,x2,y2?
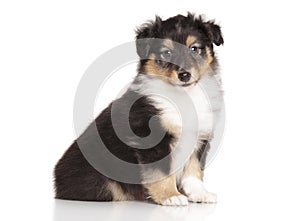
163,39,174,50
186,35,197,47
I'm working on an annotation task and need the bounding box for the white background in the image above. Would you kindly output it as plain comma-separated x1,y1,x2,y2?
1,0,300,220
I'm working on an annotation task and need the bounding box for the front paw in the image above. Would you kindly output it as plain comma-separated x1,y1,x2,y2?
187,191,217,203
161,194,189,206
181,176,217,203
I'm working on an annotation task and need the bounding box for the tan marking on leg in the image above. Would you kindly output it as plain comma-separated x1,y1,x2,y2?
108,181,134,201
206,46,214,64
179,151,217,203
186,35,197,47
142,168,169,184
144,174,182,205
182,152,204,181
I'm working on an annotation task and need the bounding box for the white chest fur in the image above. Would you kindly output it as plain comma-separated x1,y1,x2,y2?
143,81,214,139
130,74,222,138
159,82,214,138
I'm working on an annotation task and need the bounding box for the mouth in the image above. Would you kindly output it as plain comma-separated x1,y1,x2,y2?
180,80,199,87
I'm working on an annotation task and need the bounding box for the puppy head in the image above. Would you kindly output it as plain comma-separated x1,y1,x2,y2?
136,13,223,87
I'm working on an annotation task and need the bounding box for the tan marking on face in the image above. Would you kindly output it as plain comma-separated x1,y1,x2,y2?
206,46,214,64
186,35,197,47
145,55,178,82
182,152,204,181
144,173,182,205
195,58,212,78
189,66,201,80
163,39,174,50
108,181,134,201
168,70,178,81
144,57,160,76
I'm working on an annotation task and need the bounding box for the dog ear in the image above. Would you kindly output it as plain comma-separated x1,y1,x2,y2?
204,21,224,46
135,16,162,58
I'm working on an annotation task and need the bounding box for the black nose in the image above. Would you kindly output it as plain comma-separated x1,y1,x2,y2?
178,72,191,82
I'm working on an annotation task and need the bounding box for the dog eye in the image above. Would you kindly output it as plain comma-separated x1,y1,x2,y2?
190,46,200,54
161,50,172,59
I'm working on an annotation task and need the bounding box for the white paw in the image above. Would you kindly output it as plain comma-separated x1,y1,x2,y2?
162,195,188,206
181,176,217,203
188,191,217,203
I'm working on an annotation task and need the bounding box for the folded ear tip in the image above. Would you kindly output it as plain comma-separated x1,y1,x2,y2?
204,20,224,46
216,38,224,46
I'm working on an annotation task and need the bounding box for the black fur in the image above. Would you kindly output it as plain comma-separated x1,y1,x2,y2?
55,142,114,201
197,140,211,170
54,90,173,201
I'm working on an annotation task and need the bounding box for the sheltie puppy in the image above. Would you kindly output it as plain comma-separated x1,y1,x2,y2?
54,13,224,206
